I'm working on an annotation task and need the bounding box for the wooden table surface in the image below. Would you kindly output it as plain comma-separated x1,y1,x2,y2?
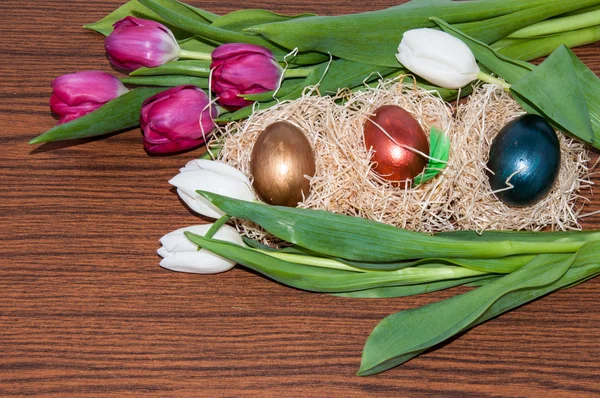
2,0,600,396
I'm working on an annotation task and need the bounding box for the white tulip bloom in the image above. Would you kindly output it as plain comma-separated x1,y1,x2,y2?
396,28,480,89
157,224,245,274
169,159,256,219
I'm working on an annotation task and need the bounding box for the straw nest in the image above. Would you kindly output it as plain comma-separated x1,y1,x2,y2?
214,78,591,243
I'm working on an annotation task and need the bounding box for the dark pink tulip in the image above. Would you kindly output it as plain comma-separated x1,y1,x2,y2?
140,85,218,154
210,43,283,110
105,17,180,72
49,70,129,124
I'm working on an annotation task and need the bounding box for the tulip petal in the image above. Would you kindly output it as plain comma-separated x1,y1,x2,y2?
140,86,216,154
105,17,180,71
169,169,256,219
51,71,128,106
180,160,252,186
159,251,235,274
157,223,245,273
397,28,480,89
211,43,275,60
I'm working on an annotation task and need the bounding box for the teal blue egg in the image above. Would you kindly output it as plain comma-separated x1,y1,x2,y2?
486,114,560,207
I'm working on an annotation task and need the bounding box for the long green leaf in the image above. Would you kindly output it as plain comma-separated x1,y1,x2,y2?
247,0,593,67
436,19,600,148
334,275,496,298
178,36,219,53
497,25,600,61
212,9,314,31
358,241,600,375
83,0,208,39
138,0,328,65
176,1,220,23
437,229,600,243
196,193,584,262
358,251,575,375
29,87,164,144
511,45,594,144
244,235,535,273
185,232,486,292
454,0,600,45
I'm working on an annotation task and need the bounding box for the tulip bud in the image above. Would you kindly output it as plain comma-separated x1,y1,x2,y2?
49,70,129,124
396,28,480,89
210,43,283,110
105,17,180,72
169,160,256,219
140,85,217,154
158,224,245,274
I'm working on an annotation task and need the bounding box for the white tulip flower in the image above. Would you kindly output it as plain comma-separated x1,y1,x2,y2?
396,28,480,89
169,159,256,219
157,224,245,274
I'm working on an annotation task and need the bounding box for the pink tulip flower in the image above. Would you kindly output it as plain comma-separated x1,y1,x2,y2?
140,85,218,154
105,17,180,72
210,43,283,110
49,70,129,124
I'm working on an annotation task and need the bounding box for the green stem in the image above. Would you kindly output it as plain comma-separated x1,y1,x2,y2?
200,144,222,160
206,215,231,239
178,49,212,61
498,25,600,61
259,250,367,272
508,8,600,38
283,67,314,78
476,71,511,91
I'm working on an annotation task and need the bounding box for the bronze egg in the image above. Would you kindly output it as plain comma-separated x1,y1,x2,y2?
250,121,316,207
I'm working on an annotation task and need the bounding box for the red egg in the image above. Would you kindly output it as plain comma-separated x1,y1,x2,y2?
363,105,429,185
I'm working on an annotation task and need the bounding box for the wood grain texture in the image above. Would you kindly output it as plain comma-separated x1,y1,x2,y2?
1,0,599,396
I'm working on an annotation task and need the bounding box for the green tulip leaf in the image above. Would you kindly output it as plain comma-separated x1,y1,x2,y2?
137,0,327,66
246,0,591,67
83,0,209,39
175,1,220,24
437,229,600,244
435,18,600,149
413,126,450,186
333,275,496,299
194,192,584,262
29,87,164,144
510,45,594,144
497,25,600,61
358,241,600,375
185,232,486,293
178,36,218,53
211,9,315,31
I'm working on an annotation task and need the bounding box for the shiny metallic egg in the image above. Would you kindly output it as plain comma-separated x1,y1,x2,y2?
250,121,316,207
363,105,429,186
487,114,560,207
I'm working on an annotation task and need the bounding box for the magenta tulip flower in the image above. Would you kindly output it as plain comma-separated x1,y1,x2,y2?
140,85,218,154
105,17,181,71
49,70,129,124
210,43,283,110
